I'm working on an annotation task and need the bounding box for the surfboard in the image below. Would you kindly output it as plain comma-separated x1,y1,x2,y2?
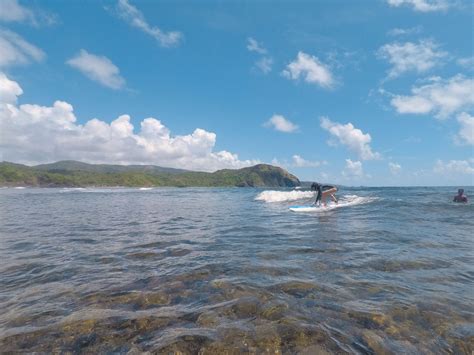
289,205,322,212
289,195,373,212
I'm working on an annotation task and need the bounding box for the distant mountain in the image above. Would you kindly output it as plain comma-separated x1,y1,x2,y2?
0,161,300,188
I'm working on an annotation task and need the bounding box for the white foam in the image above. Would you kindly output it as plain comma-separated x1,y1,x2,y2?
59,188,86,193
255,190,315,203
139,187,153,191
290,194,377,212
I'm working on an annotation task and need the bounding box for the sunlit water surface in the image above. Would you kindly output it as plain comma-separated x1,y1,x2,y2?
0,187,473,354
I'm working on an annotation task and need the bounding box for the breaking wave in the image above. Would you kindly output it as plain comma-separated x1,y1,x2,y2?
255,190,315,203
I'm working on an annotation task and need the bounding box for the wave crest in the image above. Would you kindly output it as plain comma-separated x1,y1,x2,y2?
255,190,315,203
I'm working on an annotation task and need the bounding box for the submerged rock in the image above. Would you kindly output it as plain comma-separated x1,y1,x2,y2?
275,281,322,298
361,330,390,354
260,301,289,321
84,291,170,310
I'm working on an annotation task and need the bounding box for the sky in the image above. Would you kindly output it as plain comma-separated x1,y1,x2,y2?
0,0,473,186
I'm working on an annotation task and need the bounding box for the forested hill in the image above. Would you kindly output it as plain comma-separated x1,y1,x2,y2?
0,161,300,188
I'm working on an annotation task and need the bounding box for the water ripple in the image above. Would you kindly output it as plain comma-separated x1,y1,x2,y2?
0,187,472,353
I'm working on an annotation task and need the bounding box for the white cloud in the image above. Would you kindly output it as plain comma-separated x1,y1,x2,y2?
390,75,474,118
457,57,474,69
114,0,182,47
456,112,474,145
66,50,125,90
386,0,450,12
434,160,474,175
0,0,56,26
0,73,257,171
389,162,402,174
388,26,423,36
264,114,298,133
271,157,284,168
377,40,447,78
255,57,273,74
343,159,364,178
292,155,322,168
247,38,272,74
0,29,45,68
270,155,325,170
282,51,334,89
246,37,267,54
320,117,380,160
0,72,22,104
0,0,33,23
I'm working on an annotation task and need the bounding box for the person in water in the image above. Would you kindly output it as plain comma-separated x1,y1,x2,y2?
311,182,338,206
453,188,468,203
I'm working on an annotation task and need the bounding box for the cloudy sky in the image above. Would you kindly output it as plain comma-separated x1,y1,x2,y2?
0,0,472,185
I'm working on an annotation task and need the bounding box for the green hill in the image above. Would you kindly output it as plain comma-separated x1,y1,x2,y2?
35,160,189,174
0,161,300,188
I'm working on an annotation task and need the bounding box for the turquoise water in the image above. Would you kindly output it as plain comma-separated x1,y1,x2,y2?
0,187,472,353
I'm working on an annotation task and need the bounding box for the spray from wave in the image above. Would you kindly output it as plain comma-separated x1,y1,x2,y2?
255,190,315,203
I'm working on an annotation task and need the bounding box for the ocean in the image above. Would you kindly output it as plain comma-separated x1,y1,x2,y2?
0,186,472,353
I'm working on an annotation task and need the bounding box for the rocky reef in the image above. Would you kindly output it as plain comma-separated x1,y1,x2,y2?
1,265,472,354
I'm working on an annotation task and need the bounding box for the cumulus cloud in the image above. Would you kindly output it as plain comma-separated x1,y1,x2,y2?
377,40,447,78
0,29,45,68
320,117,380,160
66,50,125,90
255,57,273,74
0,73,257,171
456,112,474,145
0,72,22,103
434,159,474,175
292,155,323,168
386,0,450,12
390,75,474,118
113,0,182,47
282,51,334,89
246,37,267,54
264,114,298,133
343,159,364,178
389,162,402,174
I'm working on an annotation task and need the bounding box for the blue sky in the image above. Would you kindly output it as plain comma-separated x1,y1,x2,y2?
0,0,473,186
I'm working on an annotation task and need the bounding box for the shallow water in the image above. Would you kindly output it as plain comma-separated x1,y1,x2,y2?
0,187,473,353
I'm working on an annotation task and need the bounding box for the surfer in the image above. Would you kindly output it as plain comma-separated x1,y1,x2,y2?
453,188,468,203
311,182,338,206
311,182,322,206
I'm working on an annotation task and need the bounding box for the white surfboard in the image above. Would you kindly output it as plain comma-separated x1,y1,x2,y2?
289,205,323,212
289,195,376,212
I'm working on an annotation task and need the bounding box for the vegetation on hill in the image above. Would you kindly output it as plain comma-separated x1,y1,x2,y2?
34,160,189,174
0,161,300,188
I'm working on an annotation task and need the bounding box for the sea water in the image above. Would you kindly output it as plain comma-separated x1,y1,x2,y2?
0,187,472,353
